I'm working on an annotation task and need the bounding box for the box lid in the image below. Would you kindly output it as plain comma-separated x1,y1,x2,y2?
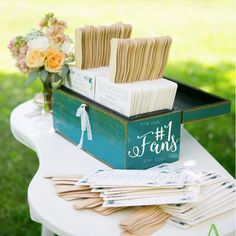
167,77,231,123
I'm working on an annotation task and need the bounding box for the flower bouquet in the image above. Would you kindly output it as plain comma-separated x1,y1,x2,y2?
8,13,74,113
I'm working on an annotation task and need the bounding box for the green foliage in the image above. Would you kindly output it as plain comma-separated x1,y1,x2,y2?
13,36,27,48
26,67,71,89
0,73,41,235
58,64,70,87
60,64,69,80
51,73,62,88
39,69,48,82
0,0,234,235
24,70,39,86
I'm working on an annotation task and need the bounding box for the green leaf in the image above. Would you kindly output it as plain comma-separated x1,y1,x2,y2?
53,73,61,82
52,79,62,88
61,74,66,86
58,70,62,77
61,64,69,79
51,73,62,88
39,69,48,82
66,74,72,87
25,70,39,86
61,66,71,87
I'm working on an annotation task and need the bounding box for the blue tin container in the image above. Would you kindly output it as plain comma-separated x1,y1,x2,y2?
53,77,230,169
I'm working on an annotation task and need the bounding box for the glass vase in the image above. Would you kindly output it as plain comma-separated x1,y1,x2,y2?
31,79,53,131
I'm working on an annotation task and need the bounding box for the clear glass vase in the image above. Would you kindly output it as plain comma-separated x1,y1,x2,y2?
31,79,53,131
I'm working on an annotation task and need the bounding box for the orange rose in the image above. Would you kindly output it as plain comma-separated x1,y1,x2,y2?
44,48,65,73
26,49,46,68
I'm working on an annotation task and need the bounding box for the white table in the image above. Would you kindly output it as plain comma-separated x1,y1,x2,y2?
10,100,235,236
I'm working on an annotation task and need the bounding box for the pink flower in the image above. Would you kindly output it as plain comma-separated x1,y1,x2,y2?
58,20,67,28
20,45,28,54
16,61,32,74
46,25,66,44
8,41,13,49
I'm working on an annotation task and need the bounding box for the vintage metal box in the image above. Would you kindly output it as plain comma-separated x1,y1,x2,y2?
53,77,230,169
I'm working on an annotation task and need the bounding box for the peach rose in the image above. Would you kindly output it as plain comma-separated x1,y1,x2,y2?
44,48,65,73
26,49,46,68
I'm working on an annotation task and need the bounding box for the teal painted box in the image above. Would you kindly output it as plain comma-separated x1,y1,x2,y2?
53,77,230,169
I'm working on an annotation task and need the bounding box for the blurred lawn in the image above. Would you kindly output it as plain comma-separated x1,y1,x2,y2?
0,0,235,235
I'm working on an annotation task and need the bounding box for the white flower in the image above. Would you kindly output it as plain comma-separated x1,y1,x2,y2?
27,36,49,51
60,39,72,55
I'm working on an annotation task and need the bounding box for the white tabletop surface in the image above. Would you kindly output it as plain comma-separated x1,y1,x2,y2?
10,100,235,236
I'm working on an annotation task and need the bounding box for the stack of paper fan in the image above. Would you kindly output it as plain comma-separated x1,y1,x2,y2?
76,165,235,225
109,36,172,83
75,22,132,69
65,66,109,100
95,75,177,117
78,166,229,207
153,164,235,229
66,66,177,117
163,178,235,229
77,167,205,207
68,23,177,116
46,163,235,235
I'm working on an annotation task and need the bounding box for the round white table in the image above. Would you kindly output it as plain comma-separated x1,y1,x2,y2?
10,100,235,236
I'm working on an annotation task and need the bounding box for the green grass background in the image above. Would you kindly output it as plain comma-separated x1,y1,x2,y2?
0,0,235,235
